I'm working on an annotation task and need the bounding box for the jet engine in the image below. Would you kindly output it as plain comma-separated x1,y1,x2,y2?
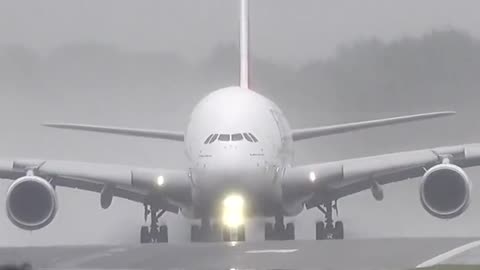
6,176,58,230
420,164,471,219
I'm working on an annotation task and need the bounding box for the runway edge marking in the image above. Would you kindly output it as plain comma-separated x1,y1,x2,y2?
245,249,298,254
416,240,480,268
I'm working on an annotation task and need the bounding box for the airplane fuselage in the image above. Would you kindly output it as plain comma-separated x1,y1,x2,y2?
184,86,296,219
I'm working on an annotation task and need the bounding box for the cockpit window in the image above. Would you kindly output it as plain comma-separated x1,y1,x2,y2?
218,134,230,141
231,133,243,141
205,133,257,143
243,133,253,142
209,134,218,144
204,134,213,144
248,133,258,142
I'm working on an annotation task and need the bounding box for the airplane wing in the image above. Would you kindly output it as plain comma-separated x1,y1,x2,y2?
43,123,185,141
283,143,480,208
291,111,455,141
0,159,191,212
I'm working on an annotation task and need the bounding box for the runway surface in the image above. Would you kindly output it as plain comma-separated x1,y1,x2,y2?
0,238,478,270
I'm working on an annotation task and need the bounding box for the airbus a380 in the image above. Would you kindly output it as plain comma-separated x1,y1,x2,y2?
3,0,480,243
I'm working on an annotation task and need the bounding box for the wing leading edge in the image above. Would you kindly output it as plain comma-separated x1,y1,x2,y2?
283,143,480,208
291,111,455,141
0,159,191,212
43,123,184,141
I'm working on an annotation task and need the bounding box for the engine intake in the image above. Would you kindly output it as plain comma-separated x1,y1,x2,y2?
420,164,471,219
6,176,57,230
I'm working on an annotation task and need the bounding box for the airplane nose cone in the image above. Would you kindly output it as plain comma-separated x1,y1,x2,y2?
193,147,266,193
209,144,260,170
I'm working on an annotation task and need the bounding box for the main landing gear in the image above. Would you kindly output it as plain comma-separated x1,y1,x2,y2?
190,219,246,242
264,216,295,240
140,204,168,243
316,201,344,240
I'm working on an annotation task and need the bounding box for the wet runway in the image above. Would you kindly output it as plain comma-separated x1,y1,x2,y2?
0,238,477,270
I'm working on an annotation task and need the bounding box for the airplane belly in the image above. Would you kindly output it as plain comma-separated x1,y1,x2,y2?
191,167,282,218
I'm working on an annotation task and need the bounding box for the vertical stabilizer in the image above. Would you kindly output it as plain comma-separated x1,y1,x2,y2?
240,0,250,89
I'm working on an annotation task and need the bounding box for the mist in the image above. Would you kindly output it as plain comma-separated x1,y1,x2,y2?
1,1,480,246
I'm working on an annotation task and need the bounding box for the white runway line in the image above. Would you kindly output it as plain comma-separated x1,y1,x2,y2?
246,249,298,254
416,240,480,268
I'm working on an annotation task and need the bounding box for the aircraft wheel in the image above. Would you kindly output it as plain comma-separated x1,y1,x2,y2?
315,221,325,240
158,225,169,243
237,225,246,242
264,222,274,240
286,223,295,240
222,227,231,242
211,223,222,242
222,226,246,242
191,225,200,242
334,221,344,240
140,226,150,244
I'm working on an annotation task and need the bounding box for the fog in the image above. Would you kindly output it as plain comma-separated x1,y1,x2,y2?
2,0,480,64
1,1,480,245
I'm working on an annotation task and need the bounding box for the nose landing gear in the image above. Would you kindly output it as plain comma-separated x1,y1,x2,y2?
264,216,295,240
316,201,344,240
140,204,168,243
222,225,246,242
190,218,246,242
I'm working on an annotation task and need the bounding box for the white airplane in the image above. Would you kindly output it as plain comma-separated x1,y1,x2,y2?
2,0,480,243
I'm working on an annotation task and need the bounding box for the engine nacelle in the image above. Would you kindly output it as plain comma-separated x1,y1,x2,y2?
420,164,471,219
6,176,58,230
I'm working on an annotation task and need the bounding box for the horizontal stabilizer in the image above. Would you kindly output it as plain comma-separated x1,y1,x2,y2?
43,123,184,141
292,111,455,141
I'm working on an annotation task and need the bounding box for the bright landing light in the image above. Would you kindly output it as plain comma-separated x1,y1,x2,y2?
156,175,165,187
222,194,245,228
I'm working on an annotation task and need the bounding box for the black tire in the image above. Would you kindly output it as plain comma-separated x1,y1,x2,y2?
315,222,325,240
159,225,168,243
140,226,150,244
211,223,221,242
237,225,246,242
334,221,344,240
286,223,295,240
191,225,200,242
222,227,231,242
264,222,274,240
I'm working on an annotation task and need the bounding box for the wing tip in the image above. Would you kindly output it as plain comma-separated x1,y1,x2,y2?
437,110,456,116
42,123,70,129
416,110,456,119
43,123,84,128
42,123,57,127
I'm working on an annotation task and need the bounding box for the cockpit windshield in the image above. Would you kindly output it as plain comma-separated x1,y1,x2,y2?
231,133,243,141
218,134,231,141
204,134,213,144
204,133,258,144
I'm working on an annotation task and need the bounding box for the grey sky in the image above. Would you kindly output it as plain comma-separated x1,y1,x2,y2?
1,0,480,64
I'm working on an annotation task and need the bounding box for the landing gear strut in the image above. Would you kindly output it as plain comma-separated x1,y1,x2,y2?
190,218,246,242
264,216,295,240
316,201,344,240
140,204,168,243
